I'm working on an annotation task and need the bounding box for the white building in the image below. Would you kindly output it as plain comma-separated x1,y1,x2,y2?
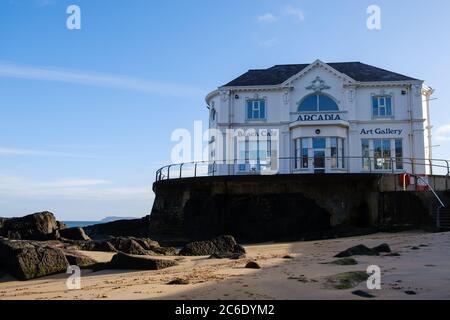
206,60,433,175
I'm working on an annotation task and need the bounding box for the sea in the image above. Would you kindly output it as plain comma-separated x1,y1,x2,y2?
63,221,101,228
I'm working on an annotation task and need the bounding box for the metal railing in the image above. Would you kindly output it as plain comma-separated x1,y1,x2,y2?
155,156,450,182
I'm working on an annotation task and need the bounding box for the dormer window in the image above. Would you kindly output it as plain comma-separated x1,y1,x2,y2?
246,99,266,120
298,94,339,112
372,96,393,117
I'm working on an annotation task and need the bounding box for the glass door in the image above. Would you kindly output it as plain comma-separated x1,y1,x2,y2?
313,138,326,173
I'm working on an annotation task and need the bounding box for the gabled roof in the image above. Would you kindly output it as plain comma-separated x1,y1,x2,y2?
223,62,419,87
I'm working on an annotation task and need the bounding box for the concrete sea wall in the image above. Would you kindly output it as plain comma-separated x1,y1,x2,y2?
149,174,446,244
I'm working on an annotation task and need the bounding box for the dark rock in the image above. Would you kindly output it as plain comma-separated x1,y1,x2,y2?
64,251,98,269
77,240,117,252
108,252,178,270
57,221,68,230
326,271,369,290
167,278,189,285
209,252,246,260
372,243,391,253
411,246,420,250
129,237,176,256
60,227,91,241
91,262,110,272
283,255,294,259
352,290,376,298
245,261,261,269
405,290,417,295
83,216,150,239
0,212,59,240
334,245,379,258
179,235,246,256
108,237,149,255
324,258,358,266
0,239,68,280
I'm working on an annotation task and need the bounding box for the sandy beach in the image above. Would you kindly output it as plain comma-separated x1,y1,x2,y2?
1,230,449,300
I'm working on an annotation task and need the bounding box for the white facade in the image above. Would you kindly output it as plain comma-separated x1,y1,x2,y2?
206,60,433,175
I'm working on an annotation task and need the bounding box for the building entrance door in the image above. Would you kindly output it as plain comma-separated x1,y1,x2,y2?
313,138,326,173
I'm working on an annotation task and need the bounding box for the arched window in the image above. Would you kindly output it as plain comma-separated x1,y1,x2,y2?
298,94,339,112
210,108,216,122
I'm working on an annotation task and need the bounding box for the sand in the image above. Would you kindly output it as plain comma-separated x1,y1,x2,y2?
1,231,450,300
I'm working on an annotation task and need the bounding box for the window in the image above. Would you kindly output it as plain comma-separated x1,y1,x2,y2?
294,138,309,169
210,108,216,122
238,136,271,172
298,94,339,112
330,138,345,169
361,139,370,170
361,139,403,171
372,96,393,117
246,100,266,120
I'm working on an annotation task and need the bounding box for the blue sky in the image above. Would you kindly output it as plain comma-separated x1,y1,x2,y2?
1,0,449,220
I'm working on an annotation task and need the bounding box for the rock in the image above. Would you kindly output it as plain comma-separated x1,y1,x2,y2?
64,251,98,269
411,246,420,250
372,243,391,253
283,255,294,259
326,271,369,290
60,227,91,241
352,290,376,298
108,252,178,270
83,216,150,239
108,237,149,255
0,238,68,280
245,261,261,269
91,262,110,272
167,278,189,285
179,235,246,256
77,240,117,252
334,245,379,258
130,237,176,256
57,221,68,230
405,290,417,295
0,212,59,240
209,252,246,260
324,258,358,266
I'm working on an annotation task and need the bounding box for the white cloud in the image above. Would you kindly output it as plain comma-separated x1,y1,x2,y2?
283,5,305,22
0,62,206,98
257,13,278,23
435,124,450,141
0,147,93,158
0,175,152,201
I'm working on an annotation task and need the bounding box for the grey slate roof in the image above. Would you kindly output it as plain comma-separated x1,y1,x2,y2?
223,62,419,87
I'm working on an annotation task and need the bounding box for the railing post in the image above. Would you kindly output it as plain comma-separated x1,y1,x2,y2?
179,163,184,179
194,163,197,178
167,165,171,180
212,161,216,176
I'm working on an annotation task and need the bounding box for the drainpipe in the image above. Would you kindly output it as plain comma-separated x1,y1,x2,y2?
407,85,415,174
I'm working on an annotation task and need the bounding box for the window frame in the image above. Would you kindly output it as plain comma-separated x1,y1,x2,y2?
298,93,339,113
372,95,394,118
246,99,267,121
